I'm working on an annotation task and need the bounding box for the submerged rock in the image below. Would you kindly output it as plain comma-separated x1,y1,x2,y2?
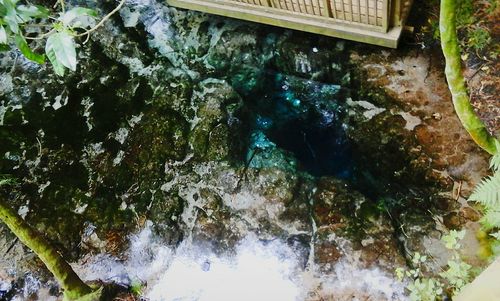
0,0,488,299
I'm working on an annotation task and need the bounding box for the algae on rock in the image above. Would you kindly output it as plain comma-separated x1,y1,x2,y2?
440,0,499,154
0,196,95,300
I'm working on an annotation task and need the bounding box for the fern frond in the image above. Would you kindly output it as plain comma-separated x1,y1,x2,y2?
490,152,500,172
469,172,500,208
480,210,500,230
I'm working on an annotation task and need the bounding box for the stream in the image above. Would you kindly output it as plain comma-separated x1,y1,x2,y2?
0,0,468,300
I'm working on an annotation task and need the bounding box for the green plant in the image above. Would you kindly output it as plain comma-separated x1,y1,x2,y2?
456,0,475,27
0,174,16,186
467,27,491,51
130,280,144,296
396,148,500,300
438,230,472,291
0,177,100,300
469,144,500,244
0,0,124,76
395,230,473,300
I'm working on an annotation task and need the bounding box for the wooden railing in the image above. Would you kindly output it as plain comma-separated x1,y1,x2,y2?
221,0,391,31
167,0,408,47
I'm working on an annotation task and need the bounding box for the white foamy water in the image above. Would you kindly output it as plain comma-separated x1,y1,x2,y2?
147,239,301,301
74,222,408,301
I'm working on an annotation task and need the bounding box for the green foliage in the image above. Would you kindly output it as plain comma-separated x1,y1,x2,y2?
440,257,471,289
400,150,500,300
456,0,475,27
0,174,16,186
482,210,500,231
469,150,500,231
0,0,122,76
0,0,48,35
46,31,77,76
395,230,472,300
453,0,494,52
469,173,500,209
407,278,443,301
14,33,44,63
467,27,491,51
489,142,500,171
59,7,97,28
130,280,144,296
442,229,466,249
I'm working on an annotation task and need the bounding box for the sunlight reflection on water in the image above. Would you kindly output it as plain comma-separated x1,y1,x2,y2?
75,222,407,301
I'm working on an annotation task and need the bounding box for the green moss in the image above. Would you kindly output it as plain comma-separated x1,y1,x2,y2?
189,80,243,161
440,0,498,155
0,198,94,300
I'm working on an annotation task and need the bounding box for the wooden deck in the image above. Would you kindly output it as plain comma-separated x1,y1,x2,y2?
167,0,413,48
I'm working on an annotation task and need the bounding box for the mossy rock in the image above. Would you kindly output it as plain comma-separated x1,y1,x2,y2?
189,80,243,161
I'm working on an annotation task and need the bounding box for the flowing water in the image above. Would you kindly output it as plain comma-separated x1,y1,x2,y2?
0,1,449,300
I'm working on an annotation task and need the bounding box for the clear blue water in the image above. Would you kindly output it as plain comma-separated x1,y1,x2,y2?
247,72,353,179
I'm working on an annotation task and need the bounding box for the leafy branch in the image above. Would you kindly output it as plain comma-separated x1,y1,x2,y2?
0,0,125,76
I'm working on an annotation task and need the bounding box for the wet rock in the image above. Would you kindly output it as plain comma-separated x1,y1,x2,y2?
127,110,189,166
1,1,487,298
460,206,481,222
204,24,274,95
274,33,347,82
189,79,243,161
191,188,242,253
150,67,194,115
312,177,405,271
443,212,465,230
149,194,185,245
397,212,450,273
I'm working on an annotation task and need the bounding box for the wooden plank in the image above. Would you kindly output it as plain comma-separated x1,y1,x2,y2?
392,0,401,25
338,0,346,20
193,0,387,30
455,258,500,301
381,0,388,31
167,0,402,47
364,0,370,24
322,0,333,17
347,0,354,21
355,0,361,22
335,6,383,17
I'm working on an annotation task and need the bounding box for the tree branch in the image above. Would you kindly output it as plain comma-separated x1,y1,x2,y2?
440,0,499,155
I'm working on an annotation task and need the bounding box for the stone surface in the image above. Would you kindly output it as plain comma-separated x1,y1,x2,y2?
0,0,492,299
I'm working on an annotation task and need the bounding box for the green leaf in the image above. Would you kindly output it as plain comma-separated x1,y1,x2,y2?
490,231,500,240
469,172,500,208
0,25,7,44
0,4,7,16
2,0,21,32
490,142,500,171
59,7,97,28
4,10,19,33
481,210,500,230
45,47,65,76
14,34,45,64
16,5,49,20
45,31,76,71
